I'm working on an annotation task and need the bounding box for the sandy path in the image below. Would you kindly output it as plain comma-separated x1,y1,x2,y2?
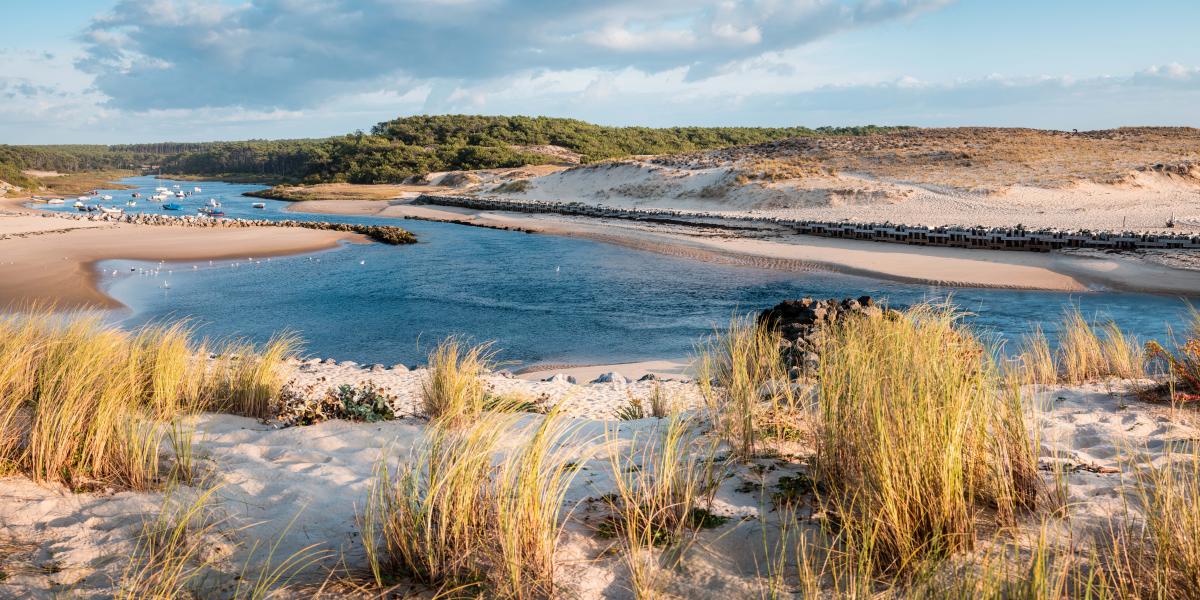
289,199,1200,294
0,214,363,309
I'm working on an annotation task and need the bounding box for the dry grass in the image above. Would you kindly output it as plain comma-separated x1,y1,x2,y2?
697,315,798,459
420,338,498,426
812,304,1039,574
248,182,454,202
1017,326,1059,386
702,127,1200,191
1103,448,1200,598
1058,310,1146,384
0,310,298,490
207,334,301,419
363,411,580,598
601,415,725,597
119,485,223,599
33,170,137,196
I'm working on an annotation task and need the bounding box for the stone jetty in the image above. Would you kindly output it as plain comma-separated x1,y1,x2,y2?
414,194,1200,253
38,211,417,245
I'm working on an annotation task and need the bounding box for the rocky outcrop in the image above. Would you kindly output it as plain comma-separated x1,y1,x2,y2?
758,296,891,377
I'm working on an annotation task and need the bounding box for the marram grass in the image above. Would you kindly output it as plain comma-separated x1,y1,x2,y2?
0,310,297,490
363,410,581,598
812,303,1040,574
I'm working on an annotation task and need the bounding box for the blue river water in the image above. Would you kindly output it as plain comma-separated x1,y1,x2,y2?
38,176,1198,367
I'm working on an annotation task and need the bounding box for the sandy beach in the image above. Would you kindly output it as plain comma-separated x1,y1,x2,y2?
288,198,1200,294
3,356,1195,597
0,213,363,309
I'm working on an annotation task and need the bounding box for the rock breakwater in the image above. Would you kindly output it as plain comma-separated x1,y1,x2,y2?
38,211,417,245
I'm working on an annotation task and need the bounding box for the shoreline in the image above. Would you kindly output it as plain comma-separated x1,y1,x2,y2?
0,212,364,309
287,198,1200,295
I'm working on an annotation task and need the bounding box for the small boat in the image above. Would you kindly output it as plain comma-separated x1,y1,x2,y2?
132,192,141,198
73,200,84,208
175,191,185,198
208,198,221,208
172,184,181,189
194,187,202,192
46,198,65,205
154,187,170,194
99,206,123,215
198,207,225,217
78,205,97,212
251,202,266,209
163,203,183,211
77,196,90,202
151,194,167,202
102,195,113,201
127,201,137,207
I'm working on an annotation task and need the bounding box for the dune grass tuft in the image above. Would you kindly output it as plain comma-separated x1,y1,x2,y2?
421,338,498,426
601,415,726,597
363,411,580,598
0,310,300,491
697,315,797,459
1103,448,1200,599
1057,309,1145,384
812,303,1039,574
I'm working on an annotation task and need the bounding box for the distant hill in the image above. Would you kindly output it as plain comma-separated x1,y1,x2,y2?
0,116,909,188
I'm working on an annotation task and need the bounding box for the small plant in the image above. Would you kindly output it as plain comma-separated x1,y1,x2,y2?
333,383,395,422
616,395,647,421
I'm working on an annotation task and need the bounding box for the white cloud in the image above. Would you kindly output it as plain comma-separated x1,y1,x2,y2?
74,0,949,110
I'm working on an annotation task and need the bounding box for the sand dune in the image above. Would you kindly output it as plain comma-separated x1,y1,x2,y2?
1,373,1193,598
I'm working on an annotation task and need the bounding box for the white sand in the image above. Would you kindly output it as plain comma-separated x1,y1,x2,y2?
1,375,1195,598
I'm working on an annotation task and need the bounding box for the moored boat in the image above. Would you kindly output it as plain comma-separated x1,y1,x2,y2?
198,207,225,217
46,198,65,205
208,198,221,207
251,202,266,209
163,203,183,211
99,206,123,215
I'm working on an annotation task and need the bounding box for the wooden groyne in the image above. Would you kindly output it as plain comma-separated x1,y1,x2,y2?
39,211,417,245
414,194,1200,252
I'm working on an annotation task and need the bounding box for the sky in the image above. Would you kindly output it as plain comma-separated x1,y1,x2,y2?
2,0,1199,143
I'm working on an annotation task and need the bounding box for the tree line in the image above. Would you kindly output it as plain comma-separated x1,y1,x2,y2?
2,116,910,185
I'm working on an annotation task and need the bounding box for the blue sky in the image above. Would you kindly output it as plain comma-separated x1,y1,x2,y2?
2,0,1199,143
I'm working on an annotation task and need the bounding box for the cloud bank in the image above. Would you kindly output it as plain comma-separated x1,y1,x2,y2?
76,0,948,110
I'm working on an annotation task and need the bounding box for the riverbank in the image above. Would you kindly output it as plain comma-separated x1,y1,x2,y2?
0,212,364,309
288,198,1200,294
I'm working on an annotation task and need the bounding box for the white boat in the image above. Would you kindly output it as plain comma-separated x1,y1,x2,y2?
155,187,170,194
99,206,123,215
101,195,113,201
172,184,181,189
208,198,221,207
73,200,84,208
127,201,137,207
251,202,266,209
175,191,185,198
194,187,202,192
46,198,65,205
77,196,91,201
